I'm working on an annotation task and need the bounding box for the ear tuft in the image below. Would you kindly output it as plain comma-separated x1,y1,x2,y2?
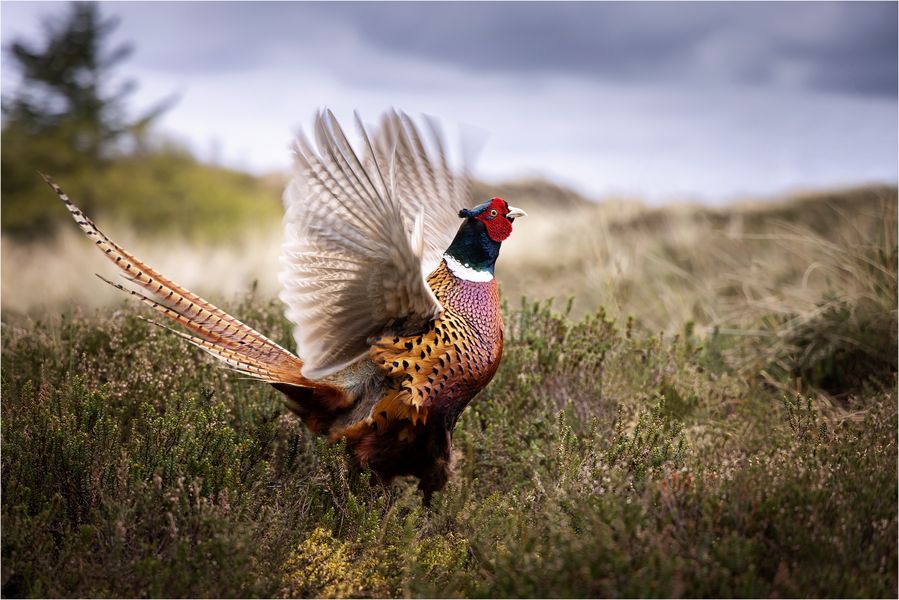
458,208,474,218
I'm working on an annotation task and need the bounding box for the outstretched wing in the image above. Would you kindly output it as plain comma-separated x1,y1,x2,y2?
369,110,470,274
281,110,464,379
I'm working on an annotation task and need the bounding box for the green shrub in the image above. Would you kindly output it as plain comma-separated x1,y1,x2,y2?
2,149,283,241
2,294,896,597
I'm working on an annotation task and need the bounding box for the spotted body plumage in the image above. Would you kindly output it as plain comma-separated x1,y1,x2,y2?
49,110,525,503
330,260,504,494
373,260,503,413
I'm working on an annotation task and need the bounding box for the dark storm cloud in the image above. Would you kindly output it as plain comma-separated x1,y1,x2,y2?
317,1,897,96
86,1,895,97
7,2,896,96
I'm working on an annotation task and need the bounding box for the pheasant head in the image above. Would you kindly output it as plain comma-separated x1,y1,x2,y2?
444,197,527,278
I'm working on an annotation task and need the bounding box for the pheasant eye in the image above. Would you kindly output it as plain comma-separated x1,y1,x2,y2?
489,209,498,217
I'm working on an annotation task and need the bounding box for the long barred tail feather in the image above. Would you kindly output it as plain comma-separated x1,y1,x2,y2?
43,173,311,387
140,317,301,381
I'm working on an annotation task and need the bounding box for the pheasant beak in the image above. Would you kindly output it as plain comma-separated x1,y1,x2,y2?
505,206,527,221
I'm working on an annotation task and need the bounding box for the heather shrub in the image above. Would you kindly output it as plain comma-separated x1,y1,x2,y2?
3,291,895,597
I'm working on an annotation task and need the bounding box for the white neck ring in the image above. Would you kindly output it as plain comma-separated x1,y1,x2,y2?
443,253,494,282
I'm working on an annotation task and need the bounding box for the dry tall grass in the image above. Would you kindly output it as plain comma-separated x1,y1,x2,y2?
2,226,283,315
3,184,895,342
502,185,896,330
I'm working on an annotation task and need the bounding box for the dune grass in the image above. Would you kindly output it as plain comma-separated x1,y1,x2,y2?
1,184,897,597
4,182,894,328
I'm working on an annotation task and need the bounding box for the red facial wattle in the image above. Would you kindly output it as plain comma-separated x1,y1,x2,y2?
477,197,514,242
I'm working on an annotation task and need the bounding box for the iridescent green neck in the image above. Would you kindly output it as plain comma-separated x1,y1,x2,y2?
444,218,500,275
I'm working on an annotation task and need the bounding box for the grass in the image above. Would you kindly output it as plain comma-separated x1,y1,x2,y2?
4,182,894,327
1,226,284,315
1,181,896,597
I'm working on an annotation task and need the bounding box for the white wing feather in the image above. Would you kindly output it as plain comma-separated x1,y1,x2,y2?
369,110,469,274
280,110,467,379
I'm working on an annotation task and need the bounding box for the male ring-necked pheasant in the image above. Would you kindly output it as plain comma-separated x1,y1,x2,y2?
47,110,525,503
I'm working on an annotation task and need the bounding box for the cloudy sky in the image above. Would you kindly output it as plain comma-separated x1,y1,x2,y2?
2,1,897,202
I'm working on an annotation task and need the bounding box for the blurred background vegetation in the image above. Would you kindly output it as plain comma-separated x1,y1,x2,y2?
1,3,896,598
1,2,282,242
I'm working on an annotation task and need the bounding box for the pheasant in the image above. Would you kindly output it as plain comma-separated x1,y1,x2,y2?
46,110,525,503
